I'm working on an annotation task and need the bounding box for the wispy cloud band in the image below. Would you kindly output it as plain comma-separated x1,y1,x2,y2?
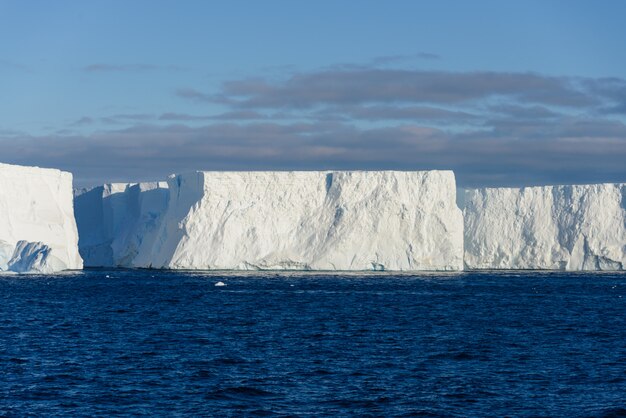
6,65,626,187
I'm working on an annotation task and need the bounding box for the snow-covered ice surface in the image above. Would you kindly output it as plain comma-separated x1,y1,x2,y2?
77,171,464,271
74,182,168,267
0,163,83,273
464,184,626,271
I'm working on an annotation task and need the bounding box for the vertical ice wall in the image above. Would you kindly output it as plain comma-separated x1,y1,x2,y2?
145,170,464,271
74,182,169,267
464,184,626,270
0,163,83,273
75,171,464,271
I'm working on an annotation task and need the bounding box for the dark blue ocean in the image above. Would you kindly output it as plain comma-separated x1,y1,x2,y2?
1,271,626,417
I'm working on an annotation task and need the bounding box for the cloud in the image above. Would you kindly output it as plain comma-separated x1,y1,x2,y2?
487,104,562,119
583,77,626,103
320,105,480,123
416,52,440,60
0,128,23,136
210,110,269,120
173,66,622,127
175,88,216,102
370,52,441,65
70,117,94,127
83,63,185,73
603,103,626,115
107,113,153,121
0,59,28,72
158,111,267,121
207,69,597,109
158,112,213,121
99,114,154,125
2,115,625,188
6,63,626,188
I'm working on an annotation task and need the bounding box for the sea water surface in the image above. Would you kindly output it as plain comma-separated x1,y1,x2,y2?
1,270,625,417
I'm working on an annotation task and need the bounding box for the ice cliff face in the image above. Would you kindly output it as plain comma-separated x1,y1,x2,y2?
0,163,83,273
74,182,168,267
154,171,463,271
77,171,464,271
464,184,626,270
74,172,626,272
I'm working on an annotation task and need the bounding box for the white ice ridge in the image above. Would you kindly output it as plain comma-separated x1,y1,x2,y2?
76,171,464,271
74,182,169,267
464,184,626,271
0,163,83,273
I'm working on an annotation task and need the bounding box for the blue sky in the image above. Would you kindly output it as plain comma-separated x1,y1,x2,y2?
1,0,625,186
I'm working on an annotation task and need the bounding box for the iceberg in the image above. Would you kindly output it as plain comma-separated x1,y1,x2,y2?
74,182,169,267
76,171,464,271
464,184,626,270
0,163,83,273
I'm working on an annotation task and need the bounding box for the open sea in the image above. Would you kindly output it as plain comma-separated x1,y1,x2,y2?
1,270,625,417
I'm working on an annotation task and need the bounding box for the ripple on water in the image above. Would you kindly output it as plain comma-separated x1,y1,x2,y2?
0,270,625,416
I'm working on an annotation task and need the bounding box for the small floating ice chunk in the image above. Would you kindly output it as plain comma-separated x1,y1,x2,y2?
215,281,226,287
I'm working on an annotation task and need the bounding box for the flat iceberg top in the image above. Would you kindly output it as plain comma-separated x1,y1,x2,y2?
180,169,452,174
0,162,64,172
464,183,626,271
0,162,72,181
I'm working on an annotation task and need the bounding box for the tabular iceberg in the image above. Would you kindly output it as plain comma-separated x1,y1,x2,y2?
0,163,83,273
74,182,169,267
76,171,464,271
464,184,626,270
